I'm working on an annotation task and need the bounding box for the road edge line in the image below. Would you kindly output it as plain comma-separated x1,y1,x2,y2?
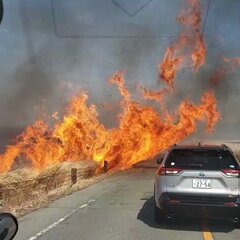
27,199,95,240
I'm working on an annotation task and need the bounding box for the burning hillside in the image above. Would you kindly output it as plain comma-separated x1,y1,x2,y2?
0,72,220,173
0,0,221,173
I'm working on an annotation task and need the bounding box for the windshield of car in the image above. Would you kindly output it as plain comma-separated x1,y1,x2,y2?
165,149,239,170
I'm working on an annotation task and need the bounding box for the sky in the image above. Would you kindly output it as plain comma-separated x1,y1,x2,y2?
0,0,239,139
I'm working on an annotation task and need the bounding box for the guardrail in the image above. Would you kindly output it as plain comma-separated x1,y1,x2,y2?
0,163,98,216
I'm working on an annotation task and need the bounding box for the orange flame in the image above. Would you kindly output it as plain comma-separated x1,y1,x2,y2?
138,85,167,103
160,0,206,89
192,34,207,72
224,57,240,70
0,0,221,173
0,73,220,173
160,46,184,90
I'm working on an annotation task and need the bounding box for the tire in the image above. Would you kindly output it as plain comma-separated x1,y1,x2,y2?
154,184,166,224
231,218,240,229
154,202,166,224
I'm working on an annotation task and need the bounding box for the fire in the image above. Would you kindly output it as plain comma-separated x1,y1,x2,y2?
192,34,207,72
0,0,221,173
0,72,220,173
160,45,184,90
160,0,206,88
107,74,219,169
224,57,240,70
138,85,167,103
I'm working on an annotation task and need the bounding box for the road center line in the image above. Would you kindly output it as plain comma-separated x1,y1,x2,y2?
201,219,214,240
27,199,95,240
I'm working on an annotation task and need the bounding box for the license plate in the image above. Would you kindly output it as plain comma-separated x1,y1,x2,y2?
192,179,211,189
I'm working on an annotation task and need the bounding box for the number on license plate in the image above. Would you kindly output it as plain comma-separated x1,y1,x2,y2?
192,179,211,189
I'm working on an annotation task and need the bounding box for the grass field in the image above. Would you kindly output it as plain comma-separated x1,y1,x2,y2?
0,161,103,216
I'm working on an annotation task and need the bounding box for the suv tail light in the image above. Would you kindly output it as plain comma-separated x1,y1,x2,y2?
157,167,182,176
222,169,240,177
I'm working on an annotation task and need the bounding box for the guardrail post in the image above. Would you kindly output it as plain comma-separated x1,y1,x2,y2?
71,168,77,185
104,160,109,172
0,187,3,210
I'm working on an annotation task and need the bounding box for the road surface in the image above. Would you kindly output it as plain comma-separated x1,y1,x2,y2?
15,167,240,240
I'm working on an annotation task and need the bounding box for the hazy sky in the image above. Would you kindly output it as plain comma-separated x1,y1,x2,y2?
0,0,239,139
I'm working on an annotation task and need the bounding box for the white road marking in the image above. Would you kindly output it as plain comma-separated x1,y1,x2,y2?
88,199,96,204
28,200,95,240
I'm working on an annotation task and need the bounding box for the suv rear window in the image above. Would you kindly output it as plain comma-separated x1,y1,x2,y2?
165,149,239,170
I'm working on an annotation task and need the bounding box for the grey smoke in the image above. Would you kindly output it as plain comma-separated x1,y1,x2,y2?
0,0,239,147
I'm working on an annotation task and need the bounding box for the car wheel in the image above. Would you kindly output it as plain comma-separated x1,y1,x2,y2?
154,202,166,224
232,218,240,229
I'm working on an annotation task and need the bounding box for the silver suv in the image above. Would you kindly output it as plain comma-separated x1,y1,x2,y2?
154,144,240,224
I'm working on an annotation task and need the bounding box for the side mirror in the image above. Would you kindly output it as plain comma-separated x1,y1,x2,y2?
0,213,18,240
0,0,3,24
157,157,163,164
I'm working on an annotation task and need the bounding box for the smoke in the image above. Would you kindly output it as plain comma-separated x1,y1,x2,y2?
197,0,240,139
0,0,239,143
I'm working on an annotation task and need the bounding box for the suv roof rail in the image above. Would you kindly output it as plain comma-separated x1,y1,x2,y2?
221,144,228,148
221,144,234,153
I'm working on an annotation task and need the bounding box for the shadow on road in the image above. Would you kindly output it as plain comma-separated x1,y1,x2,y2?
137,196,236,233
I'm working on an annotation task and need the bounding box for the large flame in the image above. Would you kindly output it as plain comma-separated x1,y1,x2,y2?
0,0,221,173
0,72,220,173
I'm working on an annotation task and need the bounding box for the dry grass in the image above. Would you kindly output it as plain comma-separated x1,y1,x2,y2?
235,150,240,160
2,140,240,217
0,161,113,217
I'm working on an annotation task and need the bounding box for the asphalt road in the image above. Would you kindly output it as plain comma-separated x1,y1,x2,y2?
15,167,240,240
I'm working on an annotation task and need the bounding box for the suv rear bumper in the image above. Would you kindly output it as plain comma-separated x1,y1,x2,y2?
158,193,240,218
